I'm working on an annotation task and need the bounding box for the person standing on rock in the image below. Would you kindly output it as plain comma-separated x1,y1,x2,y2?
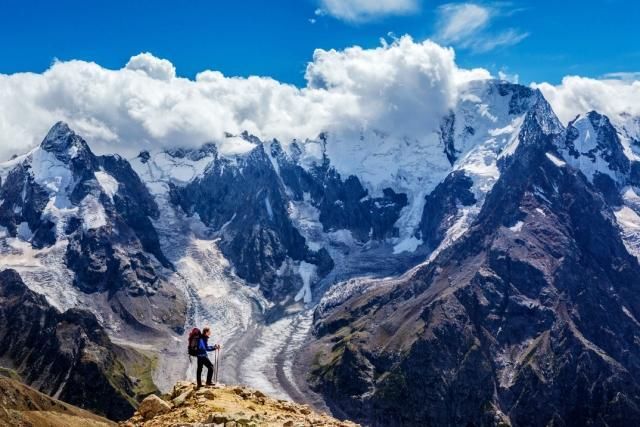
196,327,219,389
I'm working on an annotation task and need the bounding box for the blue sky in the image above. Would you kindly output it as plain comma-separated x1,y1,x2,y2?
0,0,640,86
1,0,638,86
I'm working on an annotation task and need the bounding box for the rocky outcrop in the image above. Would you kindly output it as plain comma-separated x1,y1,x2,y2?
121,381,359,427
440,111,457,165
0,162,56,248
417,170,476,250
0,269,138,421
307,103,640,426
495,82,538,115
0,376,115,427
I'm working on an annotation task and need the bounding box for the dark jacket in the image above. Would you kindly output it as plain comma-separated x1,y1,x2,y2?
197,336,214,357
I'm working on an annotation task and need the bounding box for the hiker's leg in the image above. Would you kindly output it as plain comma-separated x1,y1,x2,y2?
196,357,204,387
203,357,214,384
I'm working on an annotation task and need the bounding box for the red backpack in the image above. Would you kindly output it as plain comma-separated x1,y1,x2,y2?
188,328,201,356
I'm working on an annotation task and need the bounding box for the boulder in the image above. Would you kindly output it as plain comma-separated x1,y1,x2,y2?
172,389,193,407
138,394,172,420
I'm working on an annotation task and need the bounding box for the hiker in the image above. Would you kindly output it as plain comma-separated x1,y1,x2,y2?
189,327,220,388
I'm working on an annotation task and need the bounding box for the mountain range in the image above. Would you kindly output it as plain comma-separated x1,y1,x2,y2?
1,79,640,426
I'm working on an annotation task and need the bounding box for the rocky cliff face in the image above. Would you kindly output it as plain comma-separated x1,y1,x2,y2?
169,141,334,300
416,170,476,251
306,99,640,426
0,269,138,420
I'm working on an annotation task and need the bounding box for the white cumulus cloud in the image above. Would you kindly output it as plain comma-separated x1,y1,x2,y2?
317,0,419,22
125,52,176,81
0,36,491,161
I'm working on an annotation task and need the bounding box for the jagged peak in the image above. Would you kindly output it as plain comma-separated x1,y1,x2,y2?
268,138,286,159
41,121,73,149
522,90,564,136
40,121,91,160
44,120,71,137
568,110,619,140
165,142,217,162
560,109,631,182
586,110,617,132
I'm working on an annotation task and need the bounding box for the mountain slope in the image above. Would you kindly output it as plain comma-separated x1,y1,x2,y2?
0,375,115,426
0,268,138,420
305,98,640,426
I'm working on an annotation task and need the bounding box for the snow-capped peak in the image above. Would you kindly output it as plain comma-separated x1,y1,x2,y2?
40,121,90,162
527,89,564,136
560,111,631,183
41,121,73,150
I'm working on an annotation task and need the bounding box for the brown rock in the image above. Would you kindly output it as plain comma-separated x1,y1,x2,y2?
207,413,229,424
300,406,311,415
138,395,172,420
200,389,217,400
171,381,194,399
172,389,193,407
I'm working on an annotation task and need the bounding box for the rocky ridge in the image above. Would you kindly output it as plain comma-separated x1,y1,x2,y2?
121,381,359,427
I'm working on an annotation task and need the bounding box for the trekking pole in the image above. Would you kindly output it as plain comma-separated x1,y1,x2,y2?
213,348,218,383
214,347,218,383
217,347,222,383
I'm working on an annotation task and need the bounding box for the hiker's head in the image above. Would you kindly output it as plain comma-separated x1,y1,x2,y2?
202,327,211,337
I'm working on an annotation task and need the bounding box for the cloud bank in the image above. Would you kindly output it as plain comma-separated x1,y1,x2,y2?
534,76,640,124
0,37,490,160
1,36,638,162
